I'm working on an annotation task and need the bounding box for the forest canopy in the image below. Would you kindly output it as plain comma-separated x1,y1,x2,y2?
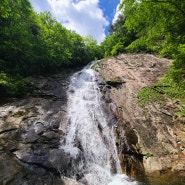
0,0,102,97
0,0,102,76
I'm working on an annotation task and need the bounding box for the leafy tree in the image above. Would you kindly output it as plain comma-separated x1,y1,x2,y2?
37,12,72,71
83,36,103,61
120,0,185,82
0,0,102,98
119,0,185,54
101,15,136,56
170,44,185,87
0,0,37,74
101,33,124,56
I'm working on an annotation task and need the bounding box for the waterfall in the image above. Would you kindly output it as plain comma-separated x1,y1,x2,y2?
60,64,137,185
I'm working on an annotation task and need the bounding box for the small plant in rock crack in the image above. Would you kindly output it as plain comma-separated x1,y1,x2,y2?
92,61,100,72
145,152,153,159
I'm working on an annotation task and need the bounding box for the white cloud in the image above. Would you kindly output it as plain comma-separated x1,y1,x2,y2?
29,0,51,13
30,2,41,12
112,2,122,25
46,0,109,43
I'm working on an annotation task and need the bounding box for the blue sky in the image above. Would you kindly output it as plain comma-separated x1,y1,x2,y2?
29,0,120,43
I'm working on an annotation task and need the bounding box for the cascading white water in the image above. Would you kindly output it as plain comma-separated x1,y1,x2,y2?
60,64,137,185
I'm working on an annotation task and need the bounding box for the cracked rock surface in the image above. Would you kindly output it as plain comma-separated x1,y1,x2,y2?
99,54,185,184
0,75,81,185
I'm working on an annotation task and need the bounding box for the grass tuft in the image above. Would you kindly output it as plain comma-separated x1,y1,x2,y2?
138,74,185,118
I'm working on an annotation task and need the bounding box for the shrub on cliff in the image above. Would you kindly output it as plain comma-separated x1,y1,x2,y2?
0,72,35,99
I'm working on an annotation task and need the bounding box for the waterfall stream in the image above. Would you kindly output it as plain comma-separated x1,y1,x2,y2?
60,64,137,185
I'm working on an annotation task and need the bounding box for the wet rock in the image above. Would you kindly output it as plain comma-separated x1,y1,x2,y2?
58,147,85,178
0,74,69,184
63,178,84,185
24,129,40,143
34,122,46,135
11,143,84,181
14,146,84,178
42,131,60,140
0,148,22,185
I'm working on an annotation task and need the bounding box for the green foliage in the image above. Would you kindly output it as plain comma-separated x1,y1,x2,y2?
176,106,185,119
170,44,185,86
101,15,136,57
101,31,131,57
125,37,151,53
158,76,185,118
0,0,102,98
157,75,185,99
101,34,119,57
0,0,101,76
111,42,124,56
92,61,100,72
138,86,163,107
145,152,153,158
83,36,103,61
0,72,10,89
102,0,185,57
0,72,35,98
138,74,185,117
138,75,185,106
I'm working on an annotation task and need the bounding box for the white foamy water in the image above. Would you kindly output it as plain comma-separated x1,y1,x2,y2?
60,65,137,185
108,174,137,185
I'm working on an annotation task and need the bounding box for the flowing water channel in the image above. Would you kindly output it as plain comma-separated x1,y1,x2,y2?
60,64,137,185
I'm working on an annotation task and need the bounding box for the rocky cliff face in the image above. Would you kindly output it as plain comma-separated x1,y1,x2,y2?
0,75,83,185
98,54,185,184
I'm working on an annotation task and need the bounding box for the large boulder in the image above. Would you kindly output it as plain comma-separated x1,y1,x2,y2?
0,75,69,185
